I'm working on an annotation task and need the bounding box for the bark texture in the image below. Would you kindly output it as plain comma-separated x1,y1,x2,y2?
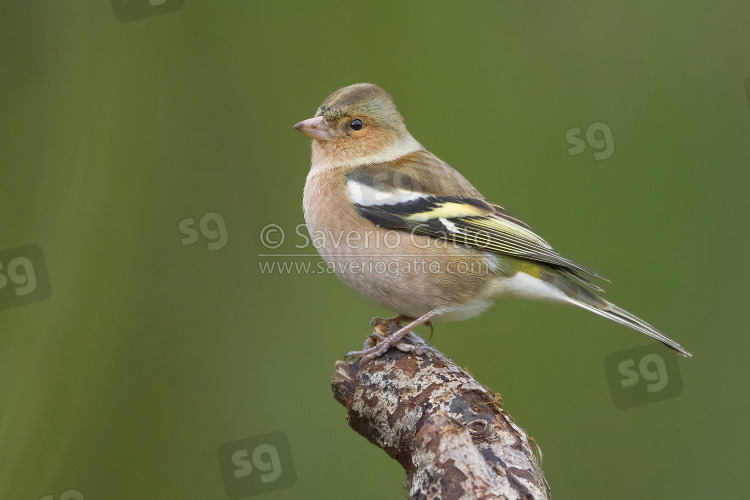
331,332,550,500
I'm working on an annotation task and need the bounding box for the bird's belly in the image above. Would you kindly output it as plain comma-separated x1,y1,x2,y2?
311,226,497,321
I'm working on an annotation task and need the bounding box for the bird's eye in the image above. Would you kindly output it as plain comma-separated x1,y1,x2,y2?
350,119,363,131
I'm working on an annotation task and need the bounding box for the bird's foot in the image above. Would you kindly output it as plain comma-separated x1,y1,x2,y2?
346,310,439,362
393,339,433,357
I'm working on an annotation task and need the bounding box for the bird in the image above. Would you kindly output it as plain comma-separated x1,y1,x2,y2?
294,83,691,361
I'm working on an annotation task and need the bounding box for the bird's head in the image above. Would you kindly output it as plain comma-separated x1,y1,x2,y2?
294,83,412,169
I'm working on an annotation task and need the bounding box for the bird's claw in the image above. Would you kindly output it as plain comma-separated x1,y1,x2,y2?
347,311,440,363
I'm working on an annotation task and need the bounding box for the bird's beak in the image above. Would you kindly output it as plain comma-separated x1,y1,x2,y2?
293,116,333,141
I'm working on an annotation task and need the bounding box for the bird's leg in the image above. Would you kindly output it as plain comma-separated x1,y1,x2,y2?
363,315,415,350
370,314,416,333
349,310,440,362
392,318,435,355
370,315,414,334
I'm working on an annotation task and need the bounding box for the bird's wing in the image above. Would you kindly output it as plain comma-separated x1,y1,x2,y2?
345,153,606,289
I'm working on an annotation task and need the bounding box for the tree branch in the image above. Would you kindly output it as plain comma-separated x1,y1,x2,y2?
331,332,550,500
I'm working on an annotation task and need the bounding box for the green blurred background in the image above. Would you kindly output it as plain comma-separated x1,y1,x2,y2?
1,1,748,499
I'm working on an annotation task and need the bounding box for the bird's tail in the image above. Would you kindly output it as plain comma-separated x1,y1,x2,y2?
541,271,692,358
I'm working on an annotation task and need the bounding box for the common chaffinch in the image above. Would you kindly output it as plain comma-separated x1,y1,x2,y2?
295,83,691,360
